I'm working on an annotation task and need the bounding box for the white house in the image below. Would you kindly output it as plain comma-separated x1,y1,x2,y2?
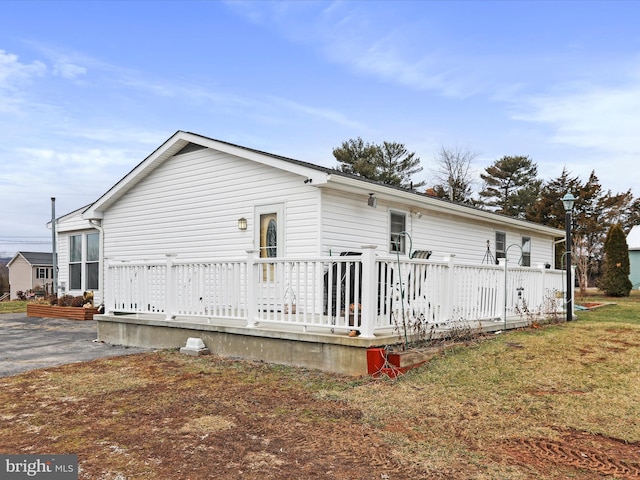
51,131,568,374
56,131,563,301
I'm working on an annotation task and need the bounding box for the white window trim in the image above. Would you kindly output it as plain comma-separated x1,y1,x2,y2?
495,231,506,261
389,210,408,255
521,235,531,267
68,232,100,292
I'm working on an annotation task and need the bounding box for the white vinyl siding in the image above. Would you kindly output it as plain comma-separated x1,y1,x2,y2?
321,189,555,265
102,148,320,260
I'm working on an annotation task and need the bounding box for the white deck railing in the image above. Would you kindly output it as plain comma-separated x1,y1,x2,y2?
104,247,570,338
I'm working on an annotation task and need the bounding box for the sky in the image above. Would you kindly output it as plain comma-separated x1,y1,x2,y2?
1,0,639,257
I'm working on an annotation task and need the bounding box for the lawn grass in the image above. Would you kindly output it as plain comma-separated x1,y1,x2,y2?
0,300,27,313
1,289,639,478
334,289,640,477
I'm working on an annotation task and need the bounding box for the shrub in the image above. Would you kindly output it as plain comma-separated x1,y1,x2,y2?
47,295,59,305
71,296,85,307
600,223,633,297
16,291,26,301
57,295,75,307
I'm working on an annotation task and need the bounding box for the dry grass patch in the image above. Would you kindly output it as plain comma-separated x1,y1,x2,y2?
2,294,640,479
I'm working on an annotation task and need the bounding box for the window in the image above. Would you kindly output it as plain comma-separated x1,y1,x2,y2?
495,231,506,263
69,235,82,290
86,233,100,290
36,267,49,279
390,212,406,254
68,232,100,291
521,236,531,267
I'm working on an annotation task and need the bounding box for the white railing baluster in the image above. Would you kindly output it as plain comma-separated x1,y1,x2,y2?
103,252,566,334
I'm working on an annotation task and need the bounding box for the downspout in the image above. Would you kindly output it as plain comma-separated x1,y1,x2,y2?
89,219,104,308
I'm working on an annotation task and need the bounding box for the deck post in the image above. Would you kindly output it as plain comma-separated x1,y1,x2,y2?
246,250,258,328
103,257,112,314
498,257,507,327
165,254,177,320
442,254,456,321
359,245,378,338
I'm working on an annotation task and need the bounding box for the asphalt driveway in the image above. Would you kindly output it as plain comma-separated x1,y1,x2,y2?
0,313,150,377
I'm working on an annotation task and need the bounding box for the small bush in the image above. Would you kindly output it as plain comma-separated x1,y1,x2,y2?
71,296,85,307
47,295,59,305
57,295,75,307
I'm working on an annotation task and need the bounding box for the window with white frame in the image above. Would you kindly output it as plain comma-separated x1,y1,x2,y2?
495,231,506,263
86,233,99,290
521,236,531,267
36,267,49,279
69,232,100,291
390,211,407,254
69,235,82,290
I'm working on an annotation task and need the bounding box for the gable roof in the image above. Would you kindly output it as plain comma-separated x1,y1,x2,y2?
628,225,640,250
8,251,52,267
82,130,563,237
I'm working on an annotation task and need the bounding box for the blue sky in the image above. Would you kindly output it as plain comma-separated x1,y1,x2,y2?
1,0,639,257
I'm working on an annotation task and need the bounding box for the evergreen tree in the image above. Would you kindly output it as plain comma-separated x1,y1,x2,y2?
377,141,425,189
600,223,632,297
333,137,380,179
525,167,581,228
478,155,541,218
333,138,424,189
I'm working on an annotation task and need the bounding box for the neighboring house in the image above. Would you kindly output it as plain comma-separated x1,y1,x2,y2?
7,252,53,300
628,225,640,289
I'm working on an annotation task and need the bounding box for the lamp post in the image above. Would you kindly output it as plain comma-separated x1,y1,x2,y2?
561,193,576,321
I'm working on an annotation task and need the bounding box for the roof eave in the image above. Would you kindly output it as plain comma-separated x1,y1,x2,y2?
325,175,565,237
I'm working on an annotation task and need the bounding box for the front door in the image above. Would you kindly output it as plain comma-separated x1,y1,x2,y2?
255,204,284,310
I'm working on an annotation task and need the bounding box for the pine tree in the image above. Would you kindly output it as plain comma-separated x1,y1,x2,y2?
600,223,632,297
478,155,541,218
333,138,424,189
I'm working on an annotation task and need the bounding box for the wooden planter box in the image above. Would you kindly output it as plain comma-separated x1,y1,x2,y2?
27,304,100,321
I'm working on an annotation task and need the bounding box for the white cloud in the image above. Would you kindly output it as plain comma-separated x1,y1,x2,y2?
514,83,640,155
53,62,87,79
0,49,47,87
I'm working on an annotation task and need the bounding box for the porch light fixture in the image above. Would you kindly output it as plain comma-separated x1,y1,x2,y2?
561,192,576,321
237,217,247,231
368,193,377,208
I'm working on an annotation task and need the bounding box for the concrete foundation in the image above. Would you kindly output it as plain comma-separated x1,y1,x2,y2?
96,313,543,376
96,314,399,376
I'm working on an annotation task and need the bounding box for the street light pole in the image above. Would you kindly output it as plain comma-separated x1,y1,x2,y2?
562,193,576,321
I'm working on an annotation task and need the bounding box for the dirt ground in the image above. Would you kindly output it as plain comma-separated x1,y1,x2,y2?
1,351,640,479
